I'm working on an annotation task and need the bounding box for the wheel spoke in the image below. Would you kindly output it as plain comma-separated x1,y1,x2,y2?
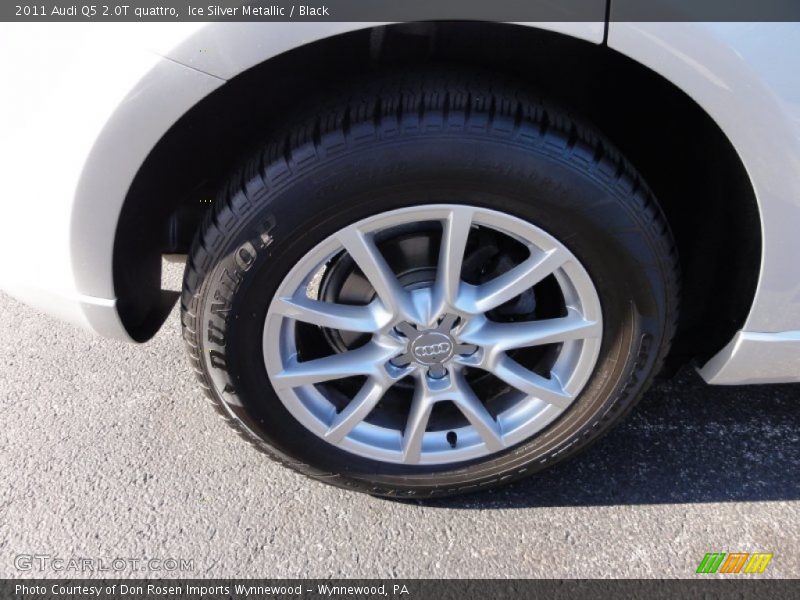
324,378,387,442
272,343,394,389
470,248,567,313
436,313,459,332
475,308,601,351
452,372,504,451
336,226,411,317
490,354,573,410
435,207,474,305
402,384,433,464
273,296,386,333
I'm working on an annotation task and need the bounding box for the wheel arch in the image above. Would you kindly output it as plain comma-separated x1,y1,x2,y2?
108,21,762,374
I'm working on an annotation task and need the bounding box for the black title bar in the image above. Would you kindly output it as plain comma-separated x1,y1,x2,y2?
5,0,800,23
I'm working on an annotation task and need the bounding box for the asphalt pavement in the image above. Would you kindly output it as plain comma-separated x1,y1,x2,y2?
1,265,799,578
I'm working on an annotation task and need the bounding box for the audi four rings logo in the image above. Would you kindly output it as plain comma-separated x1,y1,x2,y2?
413,342,452,358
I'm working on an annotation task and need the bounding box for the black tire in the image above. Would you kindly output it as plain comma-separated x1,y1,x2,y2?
181,70,679,497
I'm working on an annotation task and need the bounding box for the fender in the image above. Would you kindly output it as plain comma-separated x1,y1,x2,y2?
607,22,800,382
4,21,797,385
63,22,603,340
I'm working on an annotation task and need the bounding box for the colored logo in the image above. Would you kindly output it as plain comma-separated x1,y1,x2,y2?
696,552,773,574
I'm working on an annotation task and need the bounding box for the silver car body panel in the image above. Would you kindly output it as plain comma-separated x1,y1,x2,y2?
609,22,800,383
0,21,798,384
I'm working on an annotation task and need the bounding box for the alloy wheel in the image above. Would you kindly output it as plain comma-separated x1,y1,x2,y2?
263,205,603,465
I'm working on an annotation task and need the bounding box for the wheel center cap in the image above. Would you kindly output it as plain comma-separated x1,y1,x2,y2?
391,315,477,379
410,331,455,365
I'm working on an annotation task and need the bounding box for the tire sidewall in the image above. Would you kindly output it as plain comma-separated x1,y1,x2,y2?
194,135,665,495
192,133,669,495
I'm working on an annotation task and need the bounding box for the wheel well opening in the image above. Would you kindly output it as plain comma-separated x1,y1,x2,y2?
114,21,760,367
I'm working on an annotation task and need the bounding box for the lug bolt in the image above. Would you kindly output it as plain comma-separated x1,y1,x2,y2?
427,365,448,379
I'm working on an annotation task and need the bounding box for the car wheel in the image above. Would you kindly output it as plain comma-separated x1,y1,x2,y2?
181,71,679,497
